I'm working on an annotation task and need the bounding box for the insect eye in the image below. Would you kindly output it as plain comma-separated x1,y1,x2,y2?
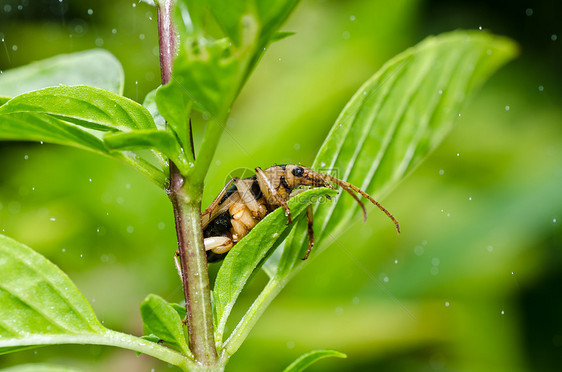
292,166,304,177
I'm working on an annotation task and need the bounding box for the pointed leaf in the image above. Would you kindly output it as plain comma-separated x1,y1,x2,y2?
0,49,124,97
283,349,347,372
0,86,156,132
140,294,191,356
278,31,518,275
214,188,337,340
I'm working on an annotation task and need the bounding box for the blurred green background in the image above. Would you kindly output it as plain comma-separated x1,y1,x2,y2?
1,0,561,371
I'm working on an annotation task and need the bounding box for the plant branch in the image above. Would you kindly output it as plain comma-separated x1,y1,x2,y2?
158,0,218,365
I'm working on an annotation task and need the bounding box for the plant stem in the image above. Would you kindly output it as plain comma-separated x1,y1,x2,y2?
158,0,218,366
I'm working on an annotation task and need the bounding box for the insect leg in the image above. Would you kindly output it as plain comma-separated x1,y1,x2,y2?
255,167,293,224
302,204,315,260
234,178,266,218
201,177,239,229
204,236,234,254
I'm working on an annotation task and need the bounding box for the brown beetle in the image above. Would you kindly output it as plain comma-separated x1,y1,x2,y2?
202,164,400,262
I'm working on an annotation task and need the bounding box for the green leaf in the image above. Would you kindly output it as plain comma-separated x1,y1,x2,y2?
140,294,191,356
0,49,124,97
0,97,9,106
0,234,104,354
279,30,519,275
282,349,347,372
208,0,299,47
0,86,156,132
155,83,193,158
143,88,166,130
0,235,194,370
0,363,82,372
0,112,110,154
214,188,337,341
103,129,187,172
223,30,518,356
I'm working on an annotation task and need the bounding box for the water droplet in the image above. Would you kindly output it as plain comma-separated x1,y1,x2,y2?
553,218,557,223
445,301,450,307
438,89,443,95
87,8,93,15
349,15,356,21
49,217,56,221
158,222,165,230
23,154,29,160
505,105,510,111
112,28,117,34
500,310,505,315
132,3,136,8
430,267,439,275
293,143,301,150
456,152,460,157
468,196,472,200
438,169,444,175
62,248,66,252
335,306,344,315
551,34,558,41
139,34,145,40
89,178,92,182
383,276,389,283
342,31,350,40
414,245,424,256
272,232,279,238
286,341,295,349
487,245,493,252
352,297,359,304
525,8,533,16
127,225,134,233
320,162,326,167
432,257,440,266
538,85,544,92
478,26,483,30
394,259,398,264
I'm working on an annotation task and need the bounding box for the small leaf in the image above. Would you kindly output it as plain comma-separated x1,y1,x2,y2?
283,349,347,372
103,129,187,172
272,31,296,42
140,294,191,356
214,188,337,340
143,88,166,130
0,86,156,132
155,83,193,158
0,49,124,97
0,234,104,354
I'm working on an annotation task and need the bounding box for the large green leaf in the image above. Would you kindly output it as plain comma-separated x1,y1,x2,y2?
277,31,519,276
140,294,191,356
222,30,518,355
214,188,337,342
0,49,124,97
0,235,193,370
282,349,347,372
0,86,156,132
0,234,104,353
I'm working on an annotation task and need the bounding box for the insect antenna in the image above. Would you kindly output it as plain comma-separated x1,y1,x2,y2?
313,172,401,234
